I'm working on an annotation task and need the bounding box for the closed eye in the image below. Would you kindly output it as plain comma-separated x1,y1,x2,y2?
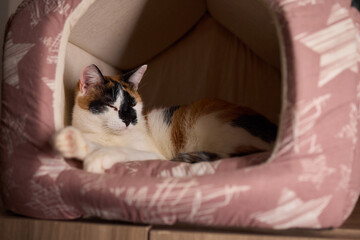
112,87,116,99
105,103,118,111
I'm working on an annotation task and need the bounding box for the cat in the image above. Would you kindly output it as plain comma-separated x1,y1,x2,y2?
53,64,277,173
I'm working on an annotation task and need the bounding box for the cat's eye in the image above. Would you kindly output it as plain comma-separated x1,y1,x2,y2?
105,103,118,111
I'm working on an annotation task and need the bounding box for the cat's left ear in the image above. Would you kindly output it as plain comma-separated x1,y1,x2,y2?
79,64,104,94
128,65,147,90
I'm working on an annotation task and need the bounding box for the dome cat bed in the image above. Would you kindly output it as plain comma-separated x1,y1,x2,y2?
1,0,359,229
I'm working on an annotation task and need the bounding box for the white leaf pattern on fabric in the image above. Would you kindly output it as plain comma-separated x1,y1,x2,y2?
82,205,126,220
352,31,360,73
3,32,35,88
122,161,142,175
107,178,250,224
298,155,335,189
147,179,250,224
0,110,28,157
26,180,77,218
294,94,330,153
337,103,358,144
79,173,112,195
40,32,62,64
297,6,357,87
34,156,71,180
252,188,332,229
1,168,17,198
280,0,325,10
29,0,70,28
277,94,330,155
337,164,351,192
41,77,55,91
327,3,349,25
158,161,221,177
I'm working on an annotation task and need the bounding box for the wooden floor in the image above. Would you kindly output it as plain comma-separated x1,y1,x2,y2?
0,198,359,240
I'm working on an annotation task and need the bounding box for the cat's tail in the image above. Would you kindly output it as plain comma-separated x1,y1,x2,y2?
171,149,267,164
171,151,221,164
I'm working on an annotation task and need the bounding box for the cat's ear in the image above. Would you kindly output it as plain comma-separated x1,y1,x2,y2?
79,64,104,94
128,65,147,90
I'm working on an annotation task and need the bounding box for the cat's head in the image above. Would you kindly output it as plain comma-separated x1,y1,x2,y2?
72,64,146,134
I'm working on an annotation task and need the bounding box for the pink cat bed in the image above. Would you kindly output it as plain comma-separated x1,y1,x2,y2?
1,0,359,229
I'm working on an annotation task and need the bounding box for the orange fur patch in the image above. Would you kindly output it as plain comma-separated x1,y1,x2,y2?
76,79,115,110
169,98,267,155
170,106,189,154
186,98,257,126
169,98,248,154
105,75,142,102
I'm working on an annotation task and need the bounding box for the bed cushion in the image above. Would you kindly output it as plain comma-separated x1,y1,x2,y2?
0,0,359,229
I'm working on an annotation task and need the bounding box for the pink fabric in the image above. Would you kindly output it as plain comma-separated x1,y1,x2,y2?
1,0,359,229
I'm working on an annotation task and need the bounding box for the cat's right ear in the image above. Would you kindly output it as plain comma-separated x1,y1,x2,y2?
79,64,104,94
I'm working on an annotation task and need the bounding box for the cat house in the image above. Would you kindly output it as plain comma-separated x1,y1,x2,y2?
1,0,359,229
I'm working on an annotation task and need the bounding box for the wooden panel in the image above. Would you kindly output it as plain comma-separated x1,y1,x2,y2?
0,211,150,240
150,227,360,240
150,230,322,240
150,198,360,240
1,198,358,240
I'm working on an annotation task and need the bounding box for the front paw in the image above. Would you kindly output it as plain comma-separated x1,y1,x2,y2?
53,126,88,159
83,148,125,173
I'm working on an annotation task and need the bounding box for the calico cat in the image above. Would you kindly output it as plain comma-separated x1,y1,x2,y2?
53,64,277,173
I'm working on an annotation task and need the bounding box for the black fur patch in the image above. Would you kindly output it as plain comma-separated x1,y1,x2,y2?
231,115,277,142
105,84,119,104
88,83,119,114
163,105,180,125
119,90,137,127
89,100,108,114
171,151,221,164
230,151,263,158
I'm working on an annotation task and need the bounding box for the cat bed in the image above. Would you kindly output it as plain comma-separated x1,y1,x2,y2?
1,0,359,229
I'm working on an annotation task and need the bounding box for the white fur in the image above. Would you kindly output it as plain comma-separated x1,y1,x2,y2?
67,95,165,173
146,109,174,159
54,65,165,173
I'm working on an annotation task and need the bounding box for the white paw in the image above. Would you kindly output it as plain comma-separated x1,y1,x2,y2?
83,147,126,173
53,126,88,159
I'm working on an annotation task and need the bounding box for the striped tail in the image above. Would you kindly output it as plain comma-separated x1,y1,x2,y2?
171,151,221,164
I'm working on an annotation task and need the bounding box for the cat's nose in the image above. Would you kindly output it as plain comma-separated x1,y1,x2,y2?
123,119,131,127
119,106,137,127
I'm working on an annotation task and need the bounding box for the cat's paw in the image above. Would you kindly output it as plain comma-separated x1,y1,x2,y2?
53,126,88,159
83,147,126,173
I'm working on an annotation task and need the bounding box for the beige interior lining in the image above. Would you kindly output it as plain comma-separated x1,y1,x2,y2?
62,0,282,126
68,0,207,70
139,16,281,123
207,0,280,69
